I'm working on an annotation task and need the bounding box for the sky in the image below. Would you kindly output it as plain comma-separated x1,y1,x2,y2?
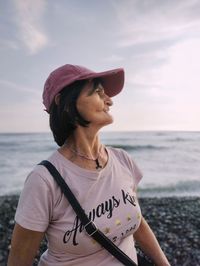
1,0,200,132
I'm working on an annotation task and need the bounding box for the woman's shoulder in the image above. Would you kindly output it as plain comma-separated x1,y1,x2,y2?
107,146,132,161
26,151,60,187
107,146,143,181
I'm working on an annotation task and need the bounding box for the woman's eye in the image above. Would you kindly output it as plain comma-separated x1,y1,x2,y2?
96,87,104,95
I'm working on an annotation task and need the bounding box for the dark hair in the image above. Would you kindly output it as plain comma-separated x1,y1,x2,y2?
49,80,90,146
49,78,101,146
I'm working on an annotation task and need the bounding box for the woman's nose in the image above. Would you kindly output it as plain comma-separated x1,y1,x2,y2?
104,94,113,106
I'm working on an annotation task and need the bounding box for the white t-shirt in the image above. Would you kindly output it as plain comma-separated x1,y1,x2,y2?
15,147,143,265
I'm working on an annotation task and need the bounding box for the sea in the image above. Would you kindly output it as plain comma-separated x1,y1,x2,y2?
0,131,200,198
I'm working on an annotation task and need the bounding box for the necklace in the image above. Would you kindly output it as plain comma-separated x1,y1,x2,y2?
68,145,103,170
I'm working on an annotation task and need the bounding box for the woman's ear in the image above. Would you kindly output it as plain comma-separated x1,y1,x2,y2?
54,94,61,106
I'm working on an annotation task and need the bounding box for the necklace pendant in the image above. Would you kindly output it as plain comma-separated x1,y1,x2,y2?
95,159,102,170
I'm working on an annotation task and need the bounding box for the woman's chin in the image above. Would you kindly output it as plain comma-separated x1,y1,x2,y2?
101,117,114,127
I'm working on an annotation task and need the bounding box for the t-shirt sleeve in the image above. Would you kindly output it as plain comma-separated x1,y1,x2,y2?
15,168,53,232
120,149,143,189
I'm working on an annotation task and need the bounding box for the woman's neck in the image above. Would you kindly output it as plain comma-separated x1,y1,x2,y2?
64,128,101,158
58,128,108,171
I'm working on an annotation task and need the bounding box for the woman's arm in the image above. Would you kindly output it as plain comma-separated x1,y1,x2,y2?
7,223,45,266
134,216,170,266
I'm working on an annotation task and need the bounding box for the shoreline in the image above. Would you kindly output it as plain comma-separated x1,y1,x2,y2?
0,195,200,266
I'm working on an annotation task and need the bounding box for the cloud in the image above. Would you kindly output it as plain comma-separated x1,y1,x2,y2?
156,38,200,99
0,40,19,50
0,79,40,95
112,0,200,47
0,79,41,107
13,0,48,54
108,0,200,110
102,54,124,63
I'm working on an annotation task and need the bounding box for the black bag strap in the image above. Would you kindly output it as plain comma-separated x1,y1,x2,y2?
39,160,138,266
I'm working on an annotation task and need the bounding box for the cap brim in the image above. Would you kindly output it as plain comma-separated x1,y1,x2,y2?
79,68,125,97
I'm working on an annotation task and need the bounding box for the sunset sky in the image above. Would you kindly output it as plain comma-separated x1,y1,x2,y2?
1,0,200,132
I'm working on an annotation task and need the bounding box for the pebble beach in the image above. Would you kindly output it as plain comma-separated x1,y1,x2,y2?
0,195,200,266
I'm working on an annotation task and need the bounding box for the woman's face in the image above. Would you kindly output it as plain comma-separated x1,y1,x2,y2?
76,80,114,128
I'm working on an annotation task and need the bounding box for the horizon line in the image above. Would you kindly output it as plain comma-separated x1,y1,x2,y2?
0,129,200,134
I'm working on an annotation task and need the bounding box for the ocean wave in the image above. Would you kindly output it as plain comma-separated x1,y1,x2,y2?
166,137,194,142
109,144,167,151
139,180,200,197
0,140,24,146
0,141,22,150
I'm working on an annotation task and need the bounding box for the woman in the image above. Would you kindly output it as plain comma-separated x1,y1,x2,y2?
8,64,170,266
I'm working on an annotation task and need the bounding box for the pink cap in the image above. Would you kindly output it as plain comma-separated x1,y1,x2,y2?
43,64,124,112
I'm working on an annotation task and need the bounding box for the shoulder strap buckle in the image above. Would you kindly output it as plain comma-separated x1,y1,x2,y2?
84,220,98,236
